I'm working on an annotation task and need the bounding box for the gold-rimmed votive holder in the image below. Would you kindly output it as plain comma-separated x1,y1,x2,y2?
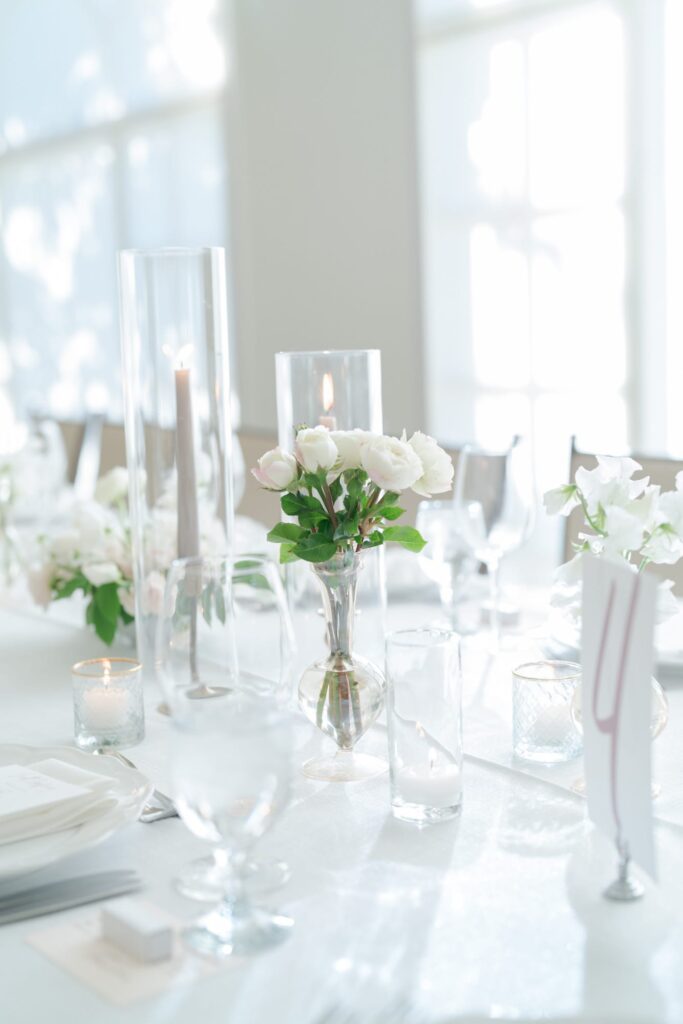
72,657,145,751
512,659,582,763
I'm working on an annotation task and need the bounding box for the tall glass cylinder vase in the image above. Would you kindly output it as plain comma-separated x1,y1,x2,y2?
275,350,386,680
118,247,234,685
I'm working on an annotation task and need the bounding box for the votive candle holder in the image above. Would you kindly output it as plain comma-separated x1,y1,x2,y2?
73,657,145,751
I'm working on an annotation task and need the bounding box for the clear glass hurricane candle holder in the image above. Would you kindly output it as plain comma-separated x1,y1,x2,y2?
73,658,145,751
386,628,463,825
512,660,582,764
118,247,235,686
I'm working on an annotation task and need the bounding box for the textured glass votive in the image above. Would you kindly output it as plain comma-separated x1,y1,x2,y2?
512,660,581,764
386,628,463,825
73,658,145,751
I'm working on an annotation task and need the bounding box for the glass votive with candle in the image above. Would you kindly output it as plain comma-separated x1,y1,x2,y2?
72,658,145,751
512,660,582,763
386,628,463,825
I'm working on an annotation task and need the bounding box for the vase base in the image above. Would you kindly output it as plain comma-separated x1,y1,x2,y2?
301,751,387,783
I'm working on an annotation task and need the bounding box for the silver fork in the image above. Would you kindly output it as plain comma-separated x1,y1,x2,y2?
93,749,178,823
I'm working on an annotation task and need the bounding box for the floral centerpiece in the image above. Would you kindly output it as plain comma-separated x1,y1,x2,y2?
28,466,224,646
544,455,682,627
252,425,454,781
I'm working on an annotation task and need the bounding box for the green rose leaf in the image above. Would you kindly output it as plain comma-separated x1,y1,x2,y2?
279,542,299,564
92,605,117,645
94,582,121,624
292,536,338,563
376,505,405,521
267,523,308,544
382,525,427,553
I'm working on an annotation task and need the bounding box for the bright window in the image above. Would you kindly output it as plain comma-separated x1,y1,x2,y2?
0,0,228,422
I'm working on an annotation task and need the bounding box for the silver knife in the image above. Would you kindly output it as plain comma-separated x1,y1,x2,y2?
0,869,142,925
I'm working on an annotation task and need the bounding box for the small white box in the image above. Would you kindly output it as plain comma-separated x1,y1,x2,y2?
101,898,174,963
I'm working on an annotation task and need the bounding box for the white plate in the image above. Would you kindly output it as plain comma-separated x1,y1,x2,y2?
0,745,152,880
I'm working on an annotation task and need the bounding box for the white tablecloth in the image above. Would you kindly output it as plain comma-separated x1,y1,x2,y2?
1,597,683,1024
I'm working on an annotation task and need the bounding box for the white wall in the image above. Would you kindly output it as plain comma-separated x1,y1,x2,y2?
226,0,424,436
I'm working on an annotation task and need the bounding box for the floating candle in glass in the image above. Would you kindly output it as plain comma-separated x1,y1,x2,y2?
72,658,145,751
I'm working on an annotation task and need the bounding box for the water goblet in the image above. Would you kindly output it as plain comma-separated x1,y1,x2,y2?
454,436,535,648
171,693,293,958
157,554,296,898
416,499,478,627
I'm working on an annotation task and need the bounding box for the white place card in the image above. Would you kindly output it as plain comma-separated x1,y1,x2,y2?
0,766,88,823
581,555,657,877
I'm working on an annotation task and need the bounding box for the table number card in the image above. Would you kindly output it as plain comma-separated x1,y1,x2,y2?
581,555,657,878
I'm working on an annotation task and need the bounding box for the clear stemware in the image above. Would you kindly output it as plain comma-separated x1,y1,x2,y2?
415,499,478,627
156,553,296,898
171,694,294,958
453,436,535,647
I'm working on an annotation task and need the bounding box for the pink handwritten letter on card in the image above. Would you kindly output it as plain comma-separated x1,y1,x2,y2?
581,555,657,877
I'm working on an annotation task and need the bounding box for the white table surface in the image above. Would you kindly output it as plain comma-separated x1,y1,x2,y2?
1,594,683,1024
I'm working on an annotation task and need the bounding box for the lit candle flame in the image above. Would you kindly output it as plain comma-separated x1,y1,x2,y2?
162,342,194,370
322,373,334,413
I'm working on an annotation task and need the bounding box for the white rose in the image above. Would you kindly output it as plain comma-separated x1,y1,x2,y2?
407,431,454,497
295,426,339,473
94,467,128,505
82,561,121,587
118,585,137,617
361,434,423,492
330,430,376,472
48,528,81,566
142,570,166,616
27,565,52,608
251,447,299,491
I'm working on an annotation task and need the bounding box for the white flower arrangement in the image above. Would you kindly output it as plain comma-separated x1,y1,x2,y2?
28,467,225,644
544,455,683,624
252,426,454,563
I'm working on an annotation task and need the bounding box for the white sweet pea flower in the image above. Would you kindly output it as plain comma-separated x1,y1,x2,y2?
94,466,128,505
657,489,683,539
361,434,423,492
601,505,645,555
82,561,120,587
330,430,376,472
641,525,683,565
251,447,299,491
295,426,339,473
543,485,580,516
407,431,454,497
553,553,584,586
574,456,649,516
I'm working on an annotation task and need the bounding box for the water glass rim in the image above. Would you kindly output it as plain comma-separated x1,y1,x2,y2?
275,348,380,359
386,626,458,649
512,659,581,682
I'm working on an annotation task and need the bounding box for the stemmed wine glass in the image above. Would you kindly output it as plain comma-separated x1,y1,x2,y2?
171,693,294,957
453,436,535,648
415,499,478,626
157,553,296,899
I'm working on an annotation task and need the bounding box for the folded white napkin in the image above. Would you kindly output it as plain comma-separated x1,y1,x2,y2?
0,759,116,846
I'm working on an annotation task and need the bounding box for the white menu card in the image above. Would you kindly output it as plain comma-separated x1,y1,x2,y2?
581,555,657,878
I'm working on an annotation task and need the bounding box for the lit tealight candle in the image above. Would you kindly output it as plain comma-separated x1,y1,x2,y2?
318,372,337,430
72,658,145,751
